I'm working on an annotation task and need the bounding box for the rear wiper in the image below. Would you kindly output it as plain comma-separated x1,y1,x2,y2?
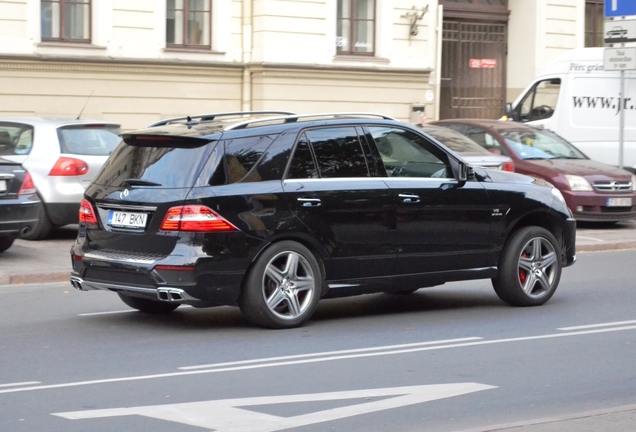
124,178,162,187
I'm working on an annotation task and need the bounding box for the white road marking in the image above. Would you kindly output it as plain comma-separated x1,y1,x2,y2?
576,235,604,243
0,381,40,388
2,324,635,395
179,337,483,370
559,320,636,331
53,383,497,431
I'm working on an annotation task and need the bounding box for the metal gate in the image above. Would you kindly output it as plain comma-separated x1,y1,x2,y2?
440,21,507,119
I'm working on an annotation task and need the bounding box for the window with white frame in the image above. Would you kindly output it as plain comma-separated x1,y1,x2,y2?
41,0,91,42
336,0,376,55
167,0,211,49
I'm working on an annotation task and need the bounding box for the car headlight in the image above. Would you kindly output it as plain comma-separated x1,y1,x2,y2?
631,175,636,191
565,175,593,191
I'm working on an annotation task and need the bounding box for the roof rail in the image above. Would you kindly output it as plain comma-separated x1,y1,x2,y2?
146,111,297,128
226,112,397,130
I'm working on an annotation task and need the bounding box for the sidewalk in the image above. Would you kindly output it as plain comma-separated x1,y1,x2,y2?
2,221,636,286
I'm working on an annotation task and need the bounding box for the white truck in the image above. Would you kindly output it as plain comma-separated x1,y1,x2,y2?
505,47,636,173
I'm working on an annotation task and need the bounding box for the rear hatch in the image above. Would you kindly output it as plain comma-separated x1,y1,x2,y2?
82,130,218,257
55,123,123,188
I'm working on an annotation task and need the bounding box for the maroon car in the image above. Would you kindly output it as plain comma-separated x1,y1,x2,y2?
432,119,636,223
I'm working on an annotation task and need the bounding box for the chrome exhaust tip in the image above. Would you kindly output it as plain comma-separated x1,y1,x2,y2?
70,276,86,291
157,288,187,302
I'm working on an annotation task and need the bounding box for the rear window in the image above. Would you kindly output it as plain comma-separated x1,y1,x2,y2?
57,125,122,156
422,127,493,156
0,123,34,156
94,139,216,188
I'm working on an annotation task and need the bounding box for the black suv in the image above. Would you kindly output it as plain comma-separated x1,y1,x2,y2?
70,111,576,328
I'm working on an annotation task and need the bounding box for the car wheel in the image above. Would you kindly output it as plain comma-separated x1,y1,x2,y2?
19,197,52,240
0,237,15,253
239,241,322,329
492,226,562,306
117,292,179,314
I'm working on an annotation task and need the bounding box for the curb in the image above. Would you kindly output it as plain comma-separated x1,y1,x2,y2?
0,272,70,286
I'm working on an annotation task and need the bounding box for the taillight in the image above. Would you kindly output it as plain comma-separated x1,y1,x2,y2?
18,172,37,195
49,157,89,176
503,161,515,172
160,205,238,232
79,199,98,225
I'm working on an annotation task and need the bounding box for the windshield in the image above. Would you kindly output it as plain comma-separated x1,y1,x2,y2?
499,128,587,160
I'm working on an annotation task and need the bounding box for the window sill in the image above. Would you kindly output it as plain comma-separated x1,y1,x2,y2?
37,42,106,50
163,47,224,55
333,55,390,65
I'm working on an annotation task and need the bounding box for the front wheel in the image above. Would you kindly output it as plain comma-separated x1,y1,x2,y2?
492,226,562,306
117,292,179,314
239,241,322,329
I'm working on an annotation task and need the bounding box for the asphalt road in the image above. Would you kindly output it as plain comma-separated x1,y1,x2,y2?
1,250,635,431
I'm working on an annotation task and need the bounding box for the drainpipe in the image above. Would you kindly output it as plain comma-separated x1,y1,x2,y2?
434,4,443,121
242,0,253,111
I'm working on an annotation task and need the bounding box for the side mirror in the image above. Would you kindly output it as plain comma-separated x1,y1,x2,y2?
504,102,516,121
450,158,470,182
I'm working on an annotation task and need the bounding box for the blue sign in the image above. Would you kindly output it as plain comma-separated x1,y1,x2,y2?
605,0,636,17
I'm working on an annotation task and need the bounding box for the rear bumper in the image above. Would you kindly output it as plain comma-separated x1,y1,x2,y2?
69,236,265,306
0,200,40,236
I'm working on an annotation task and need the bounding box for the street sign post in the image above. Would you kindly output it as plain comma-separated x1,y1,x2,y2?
605,0,636,17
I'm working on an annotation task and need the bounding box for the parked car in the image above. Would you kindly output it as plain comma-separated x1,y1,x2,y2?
416,124,514,172
433,119,636,223
70,111,576,329
0,157,40,252
0,117,122,239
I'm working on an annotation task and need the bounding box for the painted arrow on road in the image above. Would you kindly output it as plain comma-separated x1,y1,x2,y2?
53,383,496,431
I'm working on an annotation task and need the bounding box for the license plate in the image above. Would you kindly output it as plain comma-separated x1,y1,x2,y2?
108,210,148,228
606,197,632,207
0,180,6,192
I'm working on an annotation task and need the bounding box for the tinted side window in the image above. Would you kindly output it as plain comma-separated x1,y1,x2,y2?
368,127,451,178
224,135,274,183
287,136,319,179
305,127,369,178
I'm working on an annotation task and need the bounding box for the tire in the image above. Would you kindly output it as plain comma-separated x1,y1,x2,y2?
19,197,52,240
117,292,179,314
0,237,15,253
492,226,562,306
239,241,322,329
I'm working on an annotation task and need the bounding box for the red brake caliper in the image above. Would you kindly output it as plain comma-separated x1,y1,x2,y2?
519,252,528,283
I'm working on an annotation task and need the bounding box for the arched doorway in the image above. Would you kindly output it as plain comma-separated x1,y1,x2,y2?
439,0,509,119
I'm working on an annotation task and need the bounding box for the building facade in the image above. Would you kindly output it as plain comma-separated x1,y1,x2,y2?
0,0,596,130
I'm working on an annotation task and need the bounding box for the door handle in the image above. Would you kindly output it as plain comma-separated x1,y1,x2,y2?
399,193,420,204
297,198,322,207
